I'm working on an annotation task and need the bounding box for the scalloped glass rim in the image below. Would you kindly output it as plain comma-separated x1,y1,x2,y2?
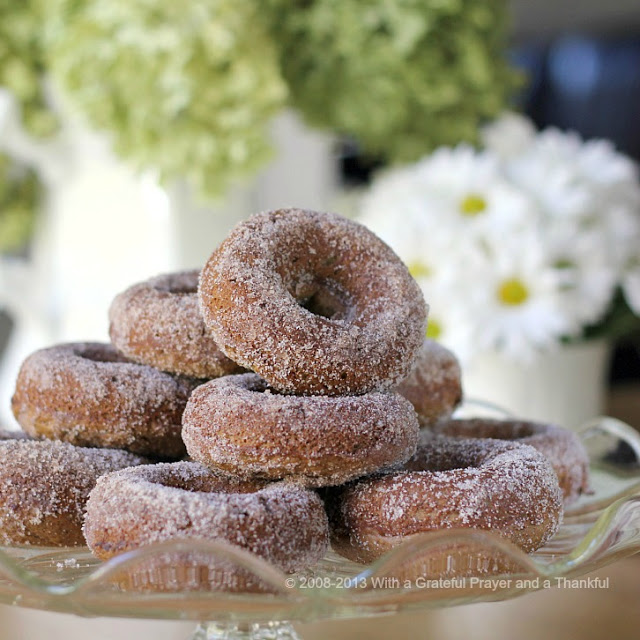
0,414,639,624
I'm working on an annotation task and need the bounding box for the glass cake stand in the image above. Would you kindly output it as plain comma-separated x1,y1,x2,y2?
1,412,639,640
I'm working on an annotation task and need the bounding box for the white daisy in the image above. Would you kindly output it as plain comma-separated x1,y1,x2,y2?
471,231,579,360
359,112,640,363
502,134,593,222
361,145,534,258
481,112,536,159
542,222,618,327
413,267,481,363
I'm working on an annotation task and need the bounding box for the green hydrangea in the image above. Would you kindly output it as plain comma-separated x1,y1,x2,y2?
45,0,287,197
262,0,519,162
0,153,42,254
0,1,58,138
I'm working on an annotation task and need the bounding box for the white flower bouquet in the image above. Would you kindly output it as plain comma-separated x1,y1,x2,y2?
359,113,640,363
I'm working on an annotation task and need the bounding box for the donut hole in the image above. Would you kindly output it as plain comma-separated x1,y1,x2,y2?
301,289,345,319
405,437,526,475
75,344,131,365
405,440,487,473
292,278,353,321
154,468,264,495
166,283,197,295
405,455,479,473
241,375,287,396
154,273,198,296
439,419,540,441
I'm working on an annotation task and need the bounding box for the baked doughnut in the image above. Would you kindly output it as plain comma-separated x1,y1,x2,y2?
109,270,243,379
198,208,427,395
394,340,463,428
0,439,145,546
12,342,196,459
327,435,563,576
182,373,419,487
83,462,329,592
431,418,590,504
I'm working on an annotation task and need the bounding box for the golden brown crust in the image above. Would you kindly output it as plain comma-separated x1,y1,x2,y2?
198,209,427,395
109,270,244,379
394,340,463,427
182,373,420,487
11,342,197,459
83,462,329,592
326,436,563,575
0,440,146,546
430,418,590,504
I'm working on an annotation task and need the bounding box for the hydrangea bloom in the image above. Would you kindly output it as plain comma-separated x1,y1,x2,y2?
0,152,42,253
46,0,287,197
0,0,57,138
263,0,518,162
360,113,640,362
0,1,54,254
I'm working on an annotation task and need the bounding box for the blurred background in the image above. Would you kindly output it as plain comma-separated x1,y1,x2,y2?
0,0,639,638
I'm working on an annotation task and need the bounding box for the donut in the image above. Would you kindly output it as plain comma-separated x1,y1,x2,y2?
11,342,197,459
0,439,145,546
182,373,419,487
326,435,563,577
394,340,463,428
430,418,590,504
83,462,329,592
109,270,243,379
198,208,427,395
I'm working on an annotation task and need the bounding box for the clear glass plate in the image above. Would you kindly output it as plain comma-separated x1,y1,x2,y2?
1,415,639,639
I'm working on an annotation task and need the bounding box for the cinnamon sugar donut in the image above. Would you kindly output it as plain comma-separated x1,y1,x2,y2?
109,270,243,379
0,440,145,546
394,340,463,428
198,209,427,395
83,462,329,592
431,418,590,504
182,373,419,487
327,436,563,573
12,342,196,459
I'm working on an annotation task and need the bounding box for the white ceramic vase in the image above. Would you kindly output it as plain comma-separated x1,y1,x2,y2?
462,340,611,430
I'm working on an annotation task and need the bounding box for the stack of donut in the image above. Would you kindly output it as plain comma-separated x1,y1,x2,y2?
3,208,590,588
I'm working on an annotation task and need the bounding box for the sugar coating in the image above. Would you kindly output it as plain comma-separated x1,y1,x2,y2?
109,270,244,379
394,340,463,428
430,418,590,504
11,342,197,459
182,373,419,487
0,439,146,546
198,209,428,396
327,435,563,564
83,461,329,578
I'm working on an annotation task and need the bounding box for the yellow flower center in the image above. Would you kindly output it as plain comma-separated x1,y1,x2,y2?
426,319,442,340
460,193,487,217
497,278,529,306
408,260,432,279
